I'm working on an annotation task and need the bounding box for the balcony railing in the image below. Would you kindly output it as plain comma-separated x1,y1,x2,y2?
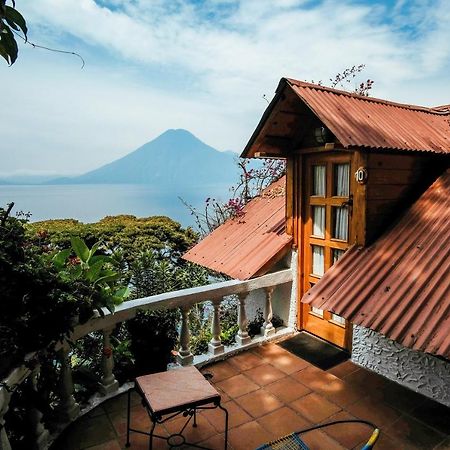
0,268,293,450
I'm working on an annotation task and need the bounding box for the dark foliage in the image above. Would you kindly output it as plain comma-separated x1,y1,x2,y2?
127,310,180,376
124,250,209,375
247,308,284,338
0,205,82,378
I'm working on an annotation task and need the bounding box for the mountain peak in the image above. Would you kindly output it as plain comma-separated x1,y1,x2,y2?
164,128,194,136
155,128,203,146
58,129,238,186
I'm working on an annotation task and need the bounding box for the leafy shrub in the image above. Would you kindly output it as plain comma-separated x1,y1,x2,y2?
247,308,284,337
124,250,209,375
53,237,129,316
219,297,239,346
0,206,81,377
188,297,239,355
129,249,208,297
127,310,180,376
190,326,212,355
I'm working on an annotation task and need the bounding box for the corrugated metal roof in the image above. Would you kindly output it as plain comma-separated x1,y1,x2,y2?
183,177,292,280
286,79,450,154
242,79,450,157
302,170,450,358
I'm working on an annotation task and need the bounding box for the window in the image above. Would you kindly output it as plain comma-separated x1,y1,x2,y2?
312,206,325,238
311,307,324,317
332,248,345,264
331,313,346,325
332,206,349,241
312,165,326,196
311,245,324,276
333,163,350,196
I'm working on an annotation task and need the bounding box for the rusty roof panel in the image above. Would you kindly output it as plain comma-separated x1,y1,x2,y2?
286,79,450,154
183,177,292,280
302,169,450,358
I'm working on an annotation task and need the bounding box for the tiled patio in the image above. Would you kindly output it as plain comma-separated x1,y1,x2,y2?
53,342,450,450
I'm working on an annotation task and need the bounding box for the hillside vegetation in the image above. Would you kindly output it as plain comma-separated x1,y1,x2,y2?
26,214,198,263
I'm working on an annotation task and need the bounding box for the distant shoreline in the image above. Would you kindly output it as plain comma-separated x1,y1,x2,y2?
0,183,230,227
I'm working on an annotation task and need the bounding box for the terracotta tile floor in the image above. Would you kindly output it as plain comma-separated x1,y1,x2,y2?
52,344,450,450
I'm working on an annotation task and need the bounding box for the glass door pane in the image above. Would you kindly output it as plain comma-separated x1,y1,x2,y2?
312,165,326,196
312,206,325,237
333,163,350,196
332,248,345,264
332,206,349,241
331,313,346,325
311,245,324,276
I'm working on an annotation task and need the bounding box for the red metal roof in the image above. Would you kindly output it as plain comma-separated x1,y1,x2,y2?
302,170,450,358
286,79,450,154
242,79,450,158
183,177,292,280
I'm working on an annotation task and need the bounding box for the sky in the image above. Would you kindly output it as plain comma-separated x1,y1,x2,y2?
1,0,450,176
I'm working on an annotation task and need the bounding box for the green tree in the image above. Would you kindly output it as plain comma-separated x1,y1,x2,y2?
26,215,199,265
0,1,27,65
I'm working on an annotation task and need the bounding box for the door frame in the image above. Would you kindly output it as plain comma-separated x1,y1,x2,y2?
296,152,355,351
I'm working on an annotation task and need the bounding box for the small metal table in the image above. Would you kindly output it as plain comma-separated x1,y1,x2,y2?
126,366,228,449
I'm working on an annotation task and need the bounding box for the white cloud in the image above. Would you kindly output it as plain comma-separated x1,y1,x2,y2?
2,0,450,174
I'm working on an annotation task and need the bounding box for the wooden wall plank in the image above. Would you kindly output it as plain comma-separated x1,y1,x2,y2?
365,152,444,243
352,149,367,246
286,157,294,236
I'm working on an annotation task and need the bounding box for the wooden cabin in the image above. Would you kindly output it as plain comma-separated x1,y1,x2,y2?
241,78,449,353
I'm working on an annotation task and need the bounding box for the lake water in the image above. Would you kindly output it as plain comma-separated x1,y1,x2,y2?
0,184,231,228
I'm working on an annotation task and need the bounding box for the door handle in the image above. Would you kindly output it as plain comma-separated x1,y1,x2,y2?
341,195,353,207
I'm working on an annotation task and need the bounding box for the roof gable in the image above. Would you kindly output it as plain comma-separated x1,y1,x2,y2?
242,78,450,157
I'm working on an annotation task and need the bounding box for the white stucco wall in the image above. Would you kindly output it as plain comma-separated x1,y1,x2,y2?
351,325,450,407
245,282,292,325
245,249,297,329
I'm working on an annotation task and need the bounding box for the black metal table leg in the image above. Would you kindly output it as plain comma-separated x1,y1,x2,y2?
126,388,132,447
148,419,156,450
218,403,229,449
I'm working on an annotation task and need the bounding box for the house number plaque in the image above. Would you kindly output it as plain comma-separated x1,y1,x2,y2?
355,167,368,184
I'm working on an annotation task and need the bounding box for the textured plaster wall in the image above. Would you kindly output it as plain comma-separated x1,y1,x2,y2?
245,250,297,329
245,282,292,326
352,325,450,407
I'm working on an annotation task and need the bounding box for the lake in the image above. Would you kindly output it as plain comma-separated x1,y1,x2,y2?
0,184,231,228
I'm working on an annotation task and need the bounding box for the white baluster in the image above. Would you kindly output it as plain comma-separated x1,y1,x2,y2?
99,327,119,395
236,293,251,346
208,299,224,355
177,306,193,365
261,287,275,337
28,365,50,449
57,343,80,422
0,385,12,450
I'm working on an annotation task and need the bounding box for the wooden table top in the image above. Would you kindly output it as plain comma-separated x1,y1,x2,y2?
136,366,220,415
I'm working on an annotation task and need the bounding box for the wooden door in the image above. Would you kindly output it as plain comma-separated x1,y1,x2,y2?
301,155,353,349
